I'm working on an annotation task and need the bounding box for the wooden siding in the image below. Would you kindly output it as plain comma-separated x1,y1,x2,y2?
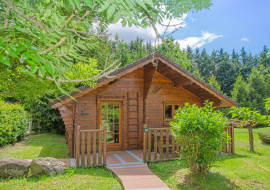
145,72,201,128
58,101,74,157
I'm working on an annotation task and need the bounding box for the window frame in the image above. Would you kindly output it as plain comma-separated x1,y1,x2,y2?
163,102,183,125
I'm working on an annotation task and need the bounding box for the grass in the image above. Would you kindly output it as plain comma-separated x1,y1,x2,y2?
0,133,123,190
0,167,122,190
148,127,270,190
0,133,70,159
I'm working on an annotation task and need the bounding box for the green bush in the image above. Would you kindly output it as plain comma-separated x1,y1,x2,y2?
0,100,29,146
170,101,228,174
258,132,270,144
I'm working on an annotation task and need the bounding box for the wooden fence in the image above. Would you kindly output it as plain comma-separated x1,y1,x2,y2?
143,125,181,163
74,126,107,167
143,123,235,163
223,123,235,155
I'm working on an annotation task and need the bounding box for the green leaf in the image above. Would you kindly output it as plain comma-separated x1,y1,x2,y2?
0,54,11,67
74,0,82,10
44,62,53,74
0,42,8,50
121,19,127,27
143,0,153,6
20,51,31,62
22,42,40,52
68,0,75,9
128,18,141,26
27,60,36,66
135,0,147,10
113,12,121,23
31,65,39,74
107,5,115,19
45,9,51,17
76,44,88,50
98,2,110,12
39,65,45,77
83,0,93,8
5,47,19,58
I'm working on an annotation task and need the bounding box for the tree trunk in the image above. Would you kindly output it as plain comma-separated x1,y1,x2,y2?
248,126,254,152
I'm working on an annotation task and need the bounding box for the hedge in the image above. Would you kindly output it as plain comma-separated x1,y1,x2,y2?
0,100,29,146
258,132,270,144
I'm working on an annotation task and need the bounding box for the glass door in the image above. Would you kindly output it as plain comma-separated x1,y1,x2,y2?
99,101,122,150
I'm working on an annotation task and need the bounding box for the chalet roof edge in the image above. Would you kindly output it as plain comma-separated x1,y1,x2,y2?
50,51,239,107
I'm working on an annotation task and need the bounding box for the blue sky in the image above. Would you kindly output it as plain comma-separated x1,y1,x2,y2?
107,0,269,55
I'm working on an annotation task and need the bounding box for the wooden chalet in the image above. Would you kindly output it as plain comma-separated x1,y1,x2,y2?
50,51,238,159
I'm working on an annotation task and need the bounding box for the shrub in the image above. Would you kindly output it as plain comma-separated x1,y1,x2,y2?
0,100,29,146
258,132,270,144
170,101,228,174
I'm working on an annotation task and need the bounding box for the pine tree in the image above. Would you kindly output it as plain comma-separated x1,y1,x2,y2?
248,67,268,115
231,75,251,108
208,74,222,91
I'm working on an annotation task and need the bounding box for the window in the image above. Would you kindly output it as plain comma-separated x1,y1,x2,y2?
164,103,182,125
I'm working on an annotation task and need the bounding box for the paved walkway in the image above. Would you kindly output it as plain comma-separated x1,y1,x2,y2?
106,150,170,190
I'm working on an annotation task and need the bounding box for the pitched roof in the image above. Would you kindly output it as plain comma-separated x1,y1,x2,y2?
50,51,238,108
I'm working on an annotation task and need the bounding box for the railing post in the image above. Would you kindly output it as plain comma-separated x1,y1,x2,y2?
103,125,107,166
76,126,80,167
143,124,147,163
231,122,235,154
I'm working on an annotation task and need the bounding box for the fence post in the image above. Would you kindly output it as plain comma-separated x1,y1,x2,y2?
76,126,80,167
103,125,107,166
231,122,235,154
143,124,147,163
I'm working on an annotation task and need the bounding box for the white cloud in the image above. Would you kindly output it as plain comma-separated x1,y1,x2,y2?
176,32,223,50
241,38,250,41
106,14,188,42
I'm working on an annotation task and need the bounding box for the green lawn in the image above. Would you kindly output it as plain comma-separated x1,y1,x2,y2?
0,167,122,190
0,133,123,190
148,127,270,190
0,133,70,159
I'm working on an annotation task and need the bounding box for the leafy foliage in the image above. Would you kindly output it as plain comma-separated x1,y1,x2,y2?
229,107,269,128
170,101,227,174
0,100,29,146
258,132,270,144
0,0,212,101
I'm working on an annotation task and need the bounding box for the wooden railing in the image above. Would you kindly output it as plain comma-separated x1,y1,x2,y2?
74,126,107,167
223,123,235,155
143,125,181,163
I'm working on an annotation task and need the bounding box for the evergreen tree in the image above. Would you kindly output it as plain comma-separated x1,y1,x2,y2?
231,75,251,108
208,74,222,91
248,67,269,115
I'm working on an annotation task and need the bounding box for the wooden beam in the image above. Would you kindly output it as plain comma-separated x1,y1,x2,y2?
144,63,157,100
174,79,193,87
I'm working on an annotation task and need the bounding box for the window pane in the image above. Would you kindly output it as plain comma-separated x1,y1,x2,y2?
108,103,113,113
102,103,108,113
114,104,119,113
108,114,113,123
107,134,119,144
114,114,119,123
114,124,119,133
107,124,113,133
165,105,172,122
175,105,181,112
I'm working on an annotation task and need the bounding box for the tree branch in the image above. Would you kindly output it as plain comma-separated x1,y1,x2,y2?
4,0,14,28
2,0,47,32
37,37,67,55
63,28,111,37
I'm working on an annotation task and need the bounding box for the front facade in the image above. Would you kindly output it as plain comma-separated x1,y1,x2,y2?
51,51,238,157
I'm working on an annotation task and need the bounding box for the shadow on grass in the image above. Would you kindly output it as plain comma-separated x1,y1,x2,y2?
177,172,239,190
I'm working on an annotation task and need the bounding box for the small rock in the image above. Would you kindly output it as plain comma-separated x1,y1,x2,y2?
0,157,30,178
30,157,66,177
